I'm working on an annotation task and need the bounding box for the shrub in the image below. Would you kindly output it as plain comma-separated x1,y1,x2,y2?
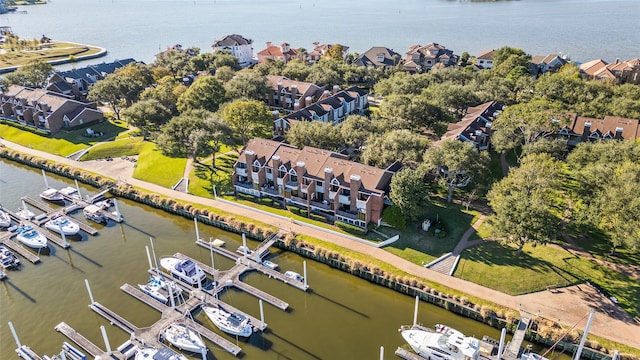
335,220,367,235
382,205,406,229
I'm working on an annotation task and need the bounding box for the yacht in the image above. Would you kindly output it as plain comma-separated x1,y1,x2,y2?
83,204,107,224
59,186,80,198
284,270,303,282
399,324,480,360
262,259,278,270
135,346,188,360
162,322,207,354
16,206,35,220
40,188,64,202
0,206,11,228
138,278,168,304
202,304,253,337
160,257,206,286
0,245,20,269
15,225,48,249
44,216,80,235
211,238,225,247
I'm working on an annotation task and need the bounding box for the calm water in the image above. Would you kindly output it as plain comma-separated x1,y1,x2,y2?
1,0,638,66
0,160,571,359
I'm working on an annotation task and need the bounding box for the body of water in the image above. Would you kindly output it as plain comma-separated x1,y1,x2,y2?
0,160,573,359
1,0,638,66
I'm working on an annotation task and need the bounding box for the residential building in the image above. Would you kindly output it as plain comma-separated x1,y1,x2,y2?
529,54,569,76
233,138,396,228
47,58,137,98
403,42,459,73
1,85,104,134
274,86,368,134
580,58,640,84
266,75,325,113
257,42,298,64
578,59,615,81
476,49,494,69
353,46,401,70
434,101,504,150
558,114,640,146
212,34,254,67
307,42,349,63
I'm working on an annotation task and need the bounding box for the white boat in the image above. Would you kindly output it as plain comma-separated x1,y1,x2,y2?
211,238,225,247
236,246,253,256
284,270,303,282
202,304,253,337
160,257,206,286
262,260,278,270
15,225,48,249
162,322,207,354
40,188,64,202
138,278,168,304
44,216,80,235
400,324,480,360
0,207,11,228
94,199,113,209
16,207,35,220
62,341,87,360
83,204,107,223
135,346,188,360
59,186,79,197
0,245,20,269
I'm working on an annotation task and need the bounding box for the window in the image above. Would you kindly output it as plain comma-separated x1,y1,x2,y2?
266,168,272,174
238,162,247,169
279,165,287,178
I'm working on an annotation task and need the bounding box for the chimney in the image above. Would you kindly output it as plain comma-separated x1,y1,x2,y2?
304,96,312,108
349,174,361,212
294,99,300,111
281,43,290,53
332,85,339,94
581,122,591,142
291,84,298,97
615,126,623,140
245,150,256,173
296,161,305,188
266,41,272,48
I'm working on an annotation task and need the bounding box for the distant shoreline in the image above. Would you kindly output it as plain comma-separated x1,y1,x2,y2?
0,41,108,74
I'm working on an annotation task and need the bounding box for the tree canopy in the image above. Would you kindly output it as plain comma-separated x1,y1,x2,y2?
176,76,226,113
220,99,272,145
389,168,429,221
360,129,428,169
286,121,342,151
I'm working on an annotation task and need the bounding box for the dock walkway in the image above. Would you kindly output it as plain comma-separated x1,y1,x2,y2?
89,302,139,334
54,322,107,358
503,316,530,360
395,347,427,360
0,233,41,264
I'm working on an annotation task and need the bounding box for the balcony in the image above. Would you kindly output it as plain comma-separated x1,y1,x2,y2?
251,172,259,183
310,200,332,211
336,209,358,220
235,183,260,197
236,168,248,177
329,191,337,200
290,195,307,207
277,178,284,186
300,183,310,193
285,181,298,190
338,194,350,205
260,184,281,197
356,199,367,210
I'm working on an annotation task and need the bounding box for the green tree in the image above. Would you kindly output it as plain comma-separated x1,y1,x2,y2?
224,71,270,100
492,46,528,68
221,99,272,145
325,44,345,62
140,76,187,114
87,74,130,119
487,153,562,254
423,140,489,203
389,168,429,221
360,129,428,169
214,66,236,83
176,76,226,113
339,114,377,151
286,121,342,151
4,59,54,88
422,82,480,119
154,48,193,77
212,51,241,71
282,59,311,81
122,99,171,139
307,59,343,86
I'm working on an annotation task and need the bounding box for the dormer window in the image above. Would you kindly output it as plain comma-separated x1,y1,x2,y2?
252,159,261,173
289,168,298,183
279,165,287,178
330,177,340,192
376,54,385,63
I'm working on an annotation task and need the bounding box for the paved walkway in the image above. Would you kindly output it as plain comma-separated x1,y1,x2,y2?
1,139,638,350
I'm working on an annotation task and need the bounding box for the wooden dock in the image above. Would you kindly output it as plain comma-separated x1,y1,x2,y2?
22,196,99,235
89,302,139,334
120,283,169,313
231,280,289,310
22,196,55,214
15,345,42,360
395,347,427,360
0,236,41,264
503,316,530,360
54,322,105,358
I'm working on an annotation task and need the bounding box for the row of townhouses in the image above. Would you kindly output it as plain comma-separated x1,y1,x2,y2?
233,138,398,228
47,58,138,99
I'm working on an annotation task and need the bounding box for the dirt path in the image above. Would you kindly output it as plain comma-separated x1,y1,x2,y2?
2,139,639,350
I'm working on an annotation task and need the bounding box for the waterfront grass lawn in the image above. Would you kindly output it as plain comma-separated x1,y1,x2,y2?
0,41,104,68
81,137,146,160
455,241,640,317
382,201,480,265
188,153,238,198
132,143,185,188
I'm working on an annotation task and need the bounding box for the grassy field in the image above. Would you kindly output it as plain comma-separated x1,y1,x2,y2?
0,41,104,68
81,137,146,160
188,153,238,198
132,143,186,188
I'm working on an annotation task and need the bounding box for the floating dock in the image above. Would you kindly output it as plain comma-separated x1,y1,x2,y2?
15,345,42,360
502,316,530,360
54,322,106,358
395,347,427,360
0,231,41,264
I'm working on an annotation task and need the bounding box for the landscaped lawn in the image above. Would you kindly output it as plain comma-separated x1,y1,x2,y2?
188,153,238,198
81,137,146,160
383,201,481,264
132,143,186,188
0,41,104,68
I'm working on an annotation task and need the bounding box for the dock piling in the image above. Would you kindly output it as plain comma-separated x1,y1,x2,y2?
498,328,506,358
168,280,175,308
42,169,49,189
194,217,201,241
413,295,419,326
380,346,384,360
85,279,95,305
74,179,81,197
100,325,112,355
146,246,153,271
242,233,247,257
259,299,265,331
303,261,307,288
61,231,68,248
8,321,21,347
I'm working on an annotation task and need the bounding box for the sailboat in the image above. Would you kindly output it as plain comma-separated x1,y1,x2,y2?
0,205,11,228
162,322,207,355
202,304,253,337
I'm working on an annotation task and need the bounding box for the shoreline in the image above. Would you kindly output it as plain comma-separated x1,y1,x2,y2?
0,41,108,74
0,138,638,354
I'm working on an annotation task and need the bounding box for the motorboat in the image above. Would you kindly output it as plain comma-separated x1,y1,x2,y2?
399,324,480,360
211,238,225,247
135,346,188,360
0,207,11,228
162,322,207,354
16,206,35,220
262,260,278,270
59,186,80,197
236,246,253,256
160,257,206,286
40,188,64,202
44,216,80,235
138,278,168,304
15,225,48,249
62,341,87,360
284,270,303,282
94,199,113,210
0,245,20,269
202,304,253,337
153,274,184,297
83,204,107,224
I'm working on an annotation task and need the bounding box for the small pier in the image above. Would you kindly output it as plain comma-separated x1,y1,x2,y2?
54,322,107,358
22,196,99,235
120,283,169,312
89,302,138,334
15,345,42,360
232,280,289,310
0,233,41,264
395,347,427,360
502,316,530,360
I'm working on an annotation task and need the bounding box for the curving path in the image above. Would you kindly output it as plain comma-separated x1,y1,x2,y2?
1,139,638,350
